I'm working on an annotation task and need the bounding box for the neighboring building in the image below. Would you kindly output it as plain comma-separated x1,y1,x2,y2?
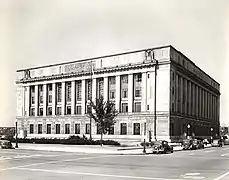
16,45,220,142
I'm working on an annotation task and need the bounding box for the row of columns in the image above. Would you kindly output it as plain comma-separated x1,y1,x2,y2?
25,73,149,117
174,74,219,121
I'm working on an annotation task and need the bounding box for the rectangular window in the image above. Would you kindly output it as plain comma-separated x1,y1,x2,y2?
121,75,128,83
97,79,104,98
109,77,116,85
110,91,115,99
39,108,43,116
39,85,43,104
120,123,127,135
47,124,51,134
65,124,70,134
135,73,142,82
86,123,90,134
48,95,52,103
66,106,71,115
30,124,34,134
56,83,62,102
87,80,92,100
56,107,62,115
30,108,35,116
76,81,82,101
56,124,60,134
135,89,142,98
134,102,141,112
108,126,114,135
47,107,52,116
76,106,81,114
38,124,42,134
66,82,72,102
75,123,80,134
122,103,128,113
133,123,140,135
48,84,52,104
30,86,35,104
122,89,128,98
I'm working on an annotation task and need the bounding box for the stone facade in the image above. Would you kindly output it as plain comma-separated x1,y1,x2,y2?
16,45,220,142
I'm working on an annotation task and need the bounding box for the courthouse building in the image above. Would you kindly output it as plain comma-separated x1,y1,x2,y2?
16,45,220,142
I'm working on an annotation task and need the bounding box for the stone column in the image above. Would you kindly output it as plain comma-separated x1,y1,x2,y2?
195,85,198,118
175,75,179,113
52,83,56,116
115,75,121,112
71,80,76,115
141,72,147,112
192,83,195,116
189,81,192,116
81,79,86,114
25,86,30,117
180,77,183,114
104,77,108,102
92,78,97,101
61,82,66,115
128,74,133,113
43,84,47,116
34,85,38,116
183,79,187,115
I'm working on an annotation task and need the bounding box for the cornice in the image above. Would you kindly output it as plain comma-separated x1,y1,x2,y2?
16,61,170,84
171,61,220,96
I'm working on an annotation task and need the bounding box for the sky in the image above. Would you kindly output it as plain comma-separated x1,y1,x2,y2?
0,0,229,127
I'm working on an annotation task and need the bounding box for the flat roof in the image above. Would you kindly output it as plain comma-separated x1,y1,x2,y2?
16,44,219,85
16,45,171,72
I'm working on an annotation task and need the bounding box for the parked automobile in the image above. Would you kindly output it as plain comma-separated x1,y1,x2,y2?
182,139,193,150
211,139,223,147
0,140,14,149
152,140,173,154
192,139,204,149
222,136,229,145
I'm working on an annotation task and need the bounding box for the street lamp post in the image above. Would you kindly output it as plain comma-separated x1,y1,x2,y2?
15,121,18,148
187,124,190,139
210,128,213,143
89,60,93,141
154,60,158,141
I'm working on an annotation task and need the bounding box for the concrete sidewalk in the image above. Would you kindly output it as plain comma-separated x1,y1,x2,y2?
11,143,212,155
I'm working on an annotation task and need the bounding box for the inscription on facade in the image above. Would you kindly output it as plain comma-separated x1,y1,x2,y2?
64,61,95,73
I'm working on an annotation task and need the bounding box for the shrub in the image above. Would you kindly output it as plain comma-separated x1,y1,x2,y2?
15,136,120,146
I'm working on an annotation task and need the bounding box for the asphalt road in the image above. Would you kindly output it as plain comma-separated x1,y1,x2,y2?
0,146,229,180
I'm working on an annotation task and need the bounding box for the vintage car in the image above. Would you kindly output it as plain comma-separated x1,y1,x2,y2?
211,139,223,147
182,139,193,150
152,140,173,154
0,140,14,149
192,139,204,149
222,136,229,145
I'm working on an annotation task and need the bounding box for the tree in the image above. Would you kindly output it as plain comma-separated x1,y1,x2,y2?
87,97,119,146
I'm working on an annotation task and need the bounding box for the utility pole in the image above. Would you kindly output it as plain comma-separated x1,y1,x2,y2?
154,60,158,141
15,121,18,148
89,60,93,141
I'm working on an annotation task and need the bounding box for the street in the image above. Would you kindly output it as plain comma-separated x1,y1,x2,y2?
0,146,229,180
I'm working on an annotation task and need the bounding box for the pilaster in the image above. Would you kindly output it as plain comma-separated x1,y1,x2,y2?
71,80,76,115
82,79,86,114
115,75,121,111
61,82,66,115
52,83,56,115
34,85,38,116
128,74,133,112
43,84,47,116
